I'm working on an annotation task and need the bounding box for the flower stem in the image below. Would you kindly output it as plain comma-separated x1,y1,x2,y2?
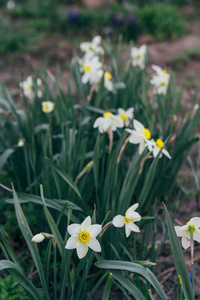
190,229,195,295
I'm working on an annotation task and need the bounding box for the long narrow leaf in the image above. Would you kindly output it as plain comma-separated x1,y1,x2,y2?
163,204,194,300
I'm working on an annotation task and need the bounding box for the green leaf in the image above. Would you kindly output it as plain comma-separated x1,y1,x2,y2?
0,149,14,170
95,260,168,300
102,273,113,300
45,157,82,200
0,260,43,300
40,185,64,256
11,184,49,300
163,203,194,300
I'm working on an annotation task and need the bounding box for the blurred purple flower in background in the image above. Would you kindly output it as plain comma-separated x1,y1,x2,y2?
128,15,137,27
67,9,81,24
110,14,124,28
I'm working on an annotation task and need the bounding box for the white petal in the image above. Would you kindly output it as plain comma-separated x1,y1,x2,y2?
190,217,200,228
112,215,125,227
125,224,131,237
87,237,101,252
68,224,81,236
175,225,188,237
182,236,190,249
133,120,144,131
139,140,146,154
162,149,171,159
194,230,200,243
92,35,101,45
90,224,102,237
31,233,45,243
128,222,140,233
81,216,91,231
65,236,79,249
77,243,88,259
127,203,139,212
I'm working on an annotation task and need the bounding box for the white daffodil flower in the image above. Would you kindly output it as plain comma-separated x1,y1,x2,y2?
82,55,103,85
117,107,134,127
19,76,42,99
151,138,171,159
131,45,147,69
150,65,170,95
126,119,152,154
104,71,113,91
112,204,141,238
65,216,102,259
7,0,16,10
31,233,45,243
42,101,55,113
175,218,200,249
18,138,25,147
80,35,104,56
93,112,124,133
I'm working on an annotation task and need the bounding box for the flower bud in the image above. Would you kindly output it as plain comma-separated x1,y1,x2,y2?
31,233,45,243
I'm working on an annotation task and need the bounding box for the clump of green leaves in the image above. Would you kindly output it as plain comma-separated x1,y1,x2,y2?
0,275,29,300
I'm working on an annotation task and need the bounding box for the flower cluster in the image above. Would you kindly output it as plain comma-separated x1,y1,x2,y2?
32,204,141,259
79,36,114,92
150,65,170,95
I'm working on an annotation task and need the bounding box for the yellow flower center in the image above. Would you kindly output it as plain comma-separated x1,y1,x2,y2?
120,114,127,121
105,71,112,80
156,139,164,148
45,104,49,111
162,70,167,75
160,81,166,86
125,217,134,223
137,54,141,59
79,231,91,243
143,128,151,139
187,225,196,232
186,221,190,225
27,84,33,91
103,112,112,118
84,65,91,72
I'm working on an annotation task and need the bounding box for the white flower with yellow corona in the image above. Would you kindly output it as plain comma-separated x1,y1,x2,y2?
118,107,134,126
150,65,170,95
18,138,25,147
131,45,147,69
19,76,42,99
151,138,171,159
42,101,55,113
93,112,123,133
126,119,152,154
112,204,141,237
175,218,200,249
65,216,102,259
80,35,104,57
104,71,113,91
82,56,103,85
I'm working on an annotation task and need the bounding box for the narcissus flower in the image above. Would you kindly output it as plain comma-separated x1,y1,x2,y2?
80,35,104,56
18,138,25,147
82,56,103,85
112,204,141,237
117,107,134,126
42,101,55,113
65,216,102,259
151,138,171,159
104,71,113,91
19,76,42,99
126,119,152,154
150,65,170,95
31,233,45,243
93,112,123,133
175,218,200,249
131,45,147,69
